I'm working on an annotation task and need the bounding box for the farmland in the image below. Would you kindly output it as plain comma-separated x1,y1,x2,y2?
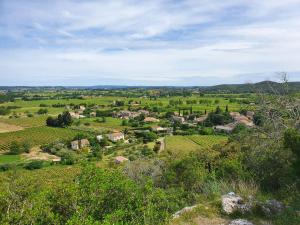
164,135,228,156
0,126,81,152
0,115,48,128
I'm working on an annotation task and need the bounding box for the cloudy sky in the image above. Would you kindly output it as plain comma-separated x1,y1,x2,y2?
0,0,300,86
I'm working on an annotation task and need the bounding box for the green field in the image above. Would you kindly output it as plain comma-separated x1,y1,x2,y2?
0,95,249,115
0,154,22,164
0,127,82,152
165,135,228,156
75,117,126,131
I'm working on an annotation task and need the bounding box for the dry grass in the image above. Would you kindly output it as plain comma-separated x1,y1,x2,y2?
22,147,61,161
0,122,23,133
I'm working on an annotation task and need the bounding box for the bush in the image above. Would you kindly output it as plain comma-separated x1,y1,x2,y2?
37,108,48,114
9,141,22,154
24,160,44,170
0,163,14,171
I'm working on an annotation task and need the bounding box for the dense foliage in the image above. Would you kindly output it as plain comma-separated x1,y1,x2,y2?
46,111,72,127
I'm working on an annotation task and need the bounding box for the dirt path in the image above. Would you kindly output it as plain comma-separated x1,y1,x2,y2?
158,137,165,153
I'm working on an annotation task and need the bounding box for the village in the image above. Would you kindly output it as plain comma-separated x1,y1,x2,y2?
56,103,256,164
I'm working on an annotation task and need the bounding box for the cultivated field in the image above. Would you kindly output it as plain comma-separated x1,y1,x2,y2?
0,115,48,128
165,135,228,157
0,127,81,152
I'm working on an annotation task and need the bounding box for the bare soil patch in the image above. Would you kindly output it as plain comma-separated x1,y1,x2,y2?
22,147,61,161
0,122,24,133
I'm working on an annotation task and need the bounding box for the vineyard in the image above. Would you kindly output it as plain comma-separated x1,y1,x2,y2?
188,135,228,149
0,127,82,152
0,115,48,128
165,135,228,156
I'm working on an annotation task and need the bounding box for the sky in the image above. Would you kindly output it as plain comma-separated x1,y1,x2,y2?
0,0,300,86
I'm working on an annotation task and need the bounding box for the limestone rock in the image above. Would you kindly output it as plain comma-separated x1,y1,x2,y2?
222,192,243,214
228,219,254,225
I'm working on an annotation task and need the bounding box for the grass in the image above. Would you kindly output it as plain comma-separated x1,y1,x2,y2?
74,117,126,131
165,136,202,156
0,126,83,152
188,135,228,149
0,154,22,164
165,135,228,157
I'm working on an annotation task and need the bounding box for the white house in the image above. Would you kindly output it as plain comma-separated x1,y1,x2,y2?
214,123,236,133
106,132,125,142
71,139,90,150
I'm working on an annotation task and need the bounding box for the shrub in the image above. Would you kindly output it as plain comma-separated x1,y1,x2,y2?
37,108,48,114
24,160,44,170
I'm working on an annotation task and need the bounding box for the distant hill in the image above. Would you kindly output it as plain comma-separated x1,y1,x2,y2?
0,81,299,93
200,81,300,93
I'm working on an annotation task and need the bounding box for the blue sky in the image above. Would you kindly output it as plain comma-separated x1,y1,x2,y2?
0,0,300,86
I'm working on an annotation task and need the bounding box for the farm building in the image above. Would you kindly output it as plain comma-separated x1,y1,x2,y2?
194,115,208,123
107,132,124,142
214,123,236,133
172,116,185,123
70,112,80,119
118,110,131,119
151,125,166,132
144,117,160,123
71,139,90,150
230,112,254,127
138,109,150,115
115,156,129,164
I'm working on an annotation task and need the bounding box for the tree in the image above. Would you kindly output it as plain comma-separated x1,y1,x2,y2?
62,111,72,126
9,141,21,155
46,116,58,127
46,111,72,127
37,108,48,114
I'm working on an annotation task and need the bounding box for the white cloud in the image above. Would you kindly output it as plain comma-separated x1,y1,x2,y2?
0,0,300,85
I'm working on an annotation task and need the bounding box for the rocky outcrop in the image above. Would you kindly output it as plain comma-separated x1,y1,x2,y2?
221,192,252,214
228,219,254,225
260,199,285,217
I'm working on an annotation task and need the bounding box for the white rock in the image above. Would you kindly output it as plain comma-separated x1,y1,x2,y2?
221,192,243,214
229,219,254,225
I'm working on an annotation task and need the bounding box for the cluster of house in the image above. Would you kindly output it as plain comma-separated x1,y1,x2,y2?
115,110,161,123
172,114,208,125
69,105,86,119
71,132,125,151
70,132,129,164
214,111,255,133
68,105,97,119
115,109,150,119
